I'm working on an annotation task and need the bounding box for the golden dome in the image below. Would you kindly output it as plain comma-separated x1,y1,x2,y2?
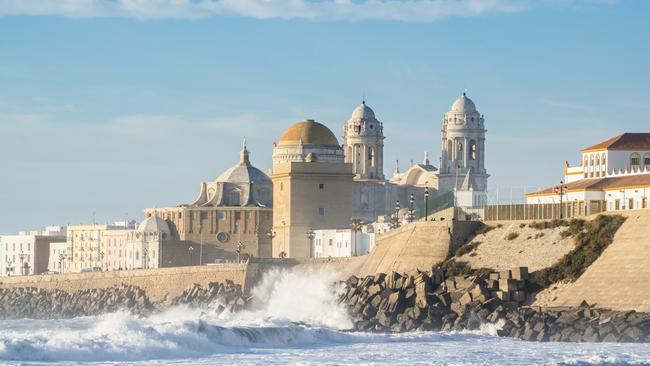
278,119,339,146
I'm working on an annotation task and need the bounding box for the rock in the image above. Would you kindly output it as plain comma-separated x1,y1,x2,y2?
510,267,529,281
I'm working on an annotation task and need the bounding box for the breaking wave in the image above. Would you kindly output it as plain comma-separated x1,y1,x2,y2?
1,268,649,365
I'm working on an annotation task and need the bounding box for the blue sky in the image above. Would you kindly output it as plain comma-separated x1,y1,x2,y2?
0,0,648,233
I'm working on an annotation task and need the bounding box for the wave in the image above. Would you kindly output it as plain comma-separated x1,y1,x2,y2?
1,268,649,365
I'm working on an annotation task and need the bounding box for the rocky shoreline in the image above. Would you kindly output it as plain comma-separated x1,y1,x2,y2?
0,280,248,320
339,269,650,343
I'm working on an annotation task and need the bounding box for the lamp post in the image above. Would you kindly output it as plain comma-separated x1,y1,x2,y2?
409,193,415,223
306,229,315,258
99,251,105,271
394,200,401,228
235,241,245,263
5,259,14,276
142,247,148,269
188,245,194,266
554,181,568,219
58,253,67,274
18,251,26,276
424,187,430,221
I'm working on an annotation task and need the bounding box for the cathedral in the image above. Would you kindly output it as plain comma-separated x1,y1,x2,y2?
146,91,489,260
343,92,489,223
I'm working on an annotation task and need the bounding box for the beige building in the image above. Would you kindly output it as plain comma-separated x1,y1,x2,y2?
145,142,273,261
65,222,136,272
1,226,66,276
271,119,354,258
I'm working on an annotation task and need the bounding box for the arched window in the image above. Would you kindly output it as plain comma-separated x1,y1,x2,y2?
595,156,600,176
630,153,641,167
469,140,477,160
643,153,650,168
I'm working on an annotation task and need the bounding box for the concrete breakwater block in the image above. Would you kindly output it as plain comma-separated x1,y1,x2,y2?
339,267,650,343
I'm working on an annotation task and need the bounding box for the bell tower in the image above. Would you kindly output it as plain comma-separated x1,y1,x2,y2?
438,91,489,207
343,101,385,181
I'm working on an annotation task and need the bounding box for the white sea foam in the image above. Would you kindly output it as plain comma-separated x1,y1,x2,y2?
0,268,649,365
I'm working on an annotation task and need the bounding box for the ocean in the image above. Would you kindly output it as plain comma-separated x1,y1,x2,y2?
1,269,649,366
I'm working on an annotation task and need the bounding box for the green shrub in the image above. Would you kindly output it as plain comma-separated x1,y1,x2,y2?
474,225,495,236
528,215,626,290
505,232,519,240
496,223,503,228
436,258,491,278
528,219,568,230
455,241,481,257
519,223,526,228
534,232,545,239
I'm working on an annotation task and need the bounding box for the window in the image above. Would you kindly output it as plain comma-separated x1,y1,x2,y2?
643,197,647,209
229,190,241,206
629,198,634,210
319,183,324,191
469,140,477,160
644,154,650,166
328,239,333,246
200,212,207,220
318,208,325,216
615,199,620,210
630,153,641,166
217,212,226,220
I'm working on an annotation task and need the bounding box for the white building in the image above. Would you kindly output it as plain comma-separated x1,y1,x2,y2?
312,228,375,258
1,226,66,276
48,241,68,273
527,133,650,213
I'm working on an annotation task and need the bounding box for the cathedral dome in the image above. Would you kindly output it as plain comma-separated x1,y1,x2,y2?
216,144,271,185
137,216,171,237
450,92,477,114
350,101,375,120
278,119,339,146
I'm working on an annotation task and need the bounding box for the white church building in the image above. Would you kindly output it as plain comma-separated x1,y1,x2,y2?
527,133,650,213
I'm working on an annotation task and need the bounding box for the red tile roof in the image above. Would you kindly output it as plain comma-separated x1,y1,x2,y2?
581,133,650,152
527,174,650,196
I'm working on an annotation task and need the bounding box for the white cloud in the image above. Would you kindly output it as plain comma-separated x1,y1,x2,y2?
0,0,617,21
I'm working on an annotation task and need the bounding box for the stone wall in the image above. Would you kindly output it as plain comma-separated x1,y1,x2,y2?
546,210,650,312
356,221,462,276
0,264,247,303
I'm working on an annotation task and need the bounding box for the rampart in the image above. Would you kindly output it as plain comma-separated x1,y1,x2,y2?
0,264,248,303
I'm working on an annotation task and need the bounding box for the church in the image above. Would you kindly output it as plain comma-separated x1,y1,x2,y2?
269,92,490,257
145,91,490,260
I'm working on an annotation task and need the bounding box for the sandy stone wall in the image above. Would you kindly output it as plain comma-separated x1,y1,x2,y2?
545,210,650,312
0,264,247,303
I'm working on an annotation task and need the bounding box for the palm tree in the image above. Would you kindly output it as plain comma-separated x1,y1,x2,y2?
350,219,364,256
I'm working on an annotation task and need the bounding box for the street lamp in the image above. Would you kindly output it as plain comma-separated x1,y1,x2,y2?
424,187,430,221
394,200,401,228
18,251,26,276
235,241,246,263
5,259,14,276
99,251,105,271
554,181,568,219
306,228,315,258
409,193,415,223
142,247,148,269
58,253,67,274
266,230,276,239
188,245,194,266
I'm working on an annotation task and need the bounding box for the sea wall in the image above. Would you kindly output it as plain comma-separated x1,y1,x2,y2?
0,264,247,303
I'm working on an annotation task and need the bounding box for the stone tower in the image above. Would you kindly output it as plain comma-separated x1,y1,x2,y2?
438,92,489,206
271,119,353,258
343,101,385,180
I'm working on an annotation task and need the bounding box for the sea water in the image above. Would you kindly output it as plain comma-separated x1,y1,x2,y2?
1,269,649,366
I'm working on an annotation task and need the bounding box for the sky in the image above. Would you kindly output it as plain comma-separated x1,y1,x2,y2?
0,0,649,233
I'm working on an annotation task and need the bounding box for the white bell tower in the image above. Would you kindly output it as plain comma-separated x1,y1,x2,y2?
438,91,489,207
343,101,385,180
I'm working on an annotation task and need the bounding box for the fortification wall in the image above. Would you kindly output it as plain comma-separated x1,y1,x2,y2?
0,264,247,303
546,210,650,312
356,221,467,276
